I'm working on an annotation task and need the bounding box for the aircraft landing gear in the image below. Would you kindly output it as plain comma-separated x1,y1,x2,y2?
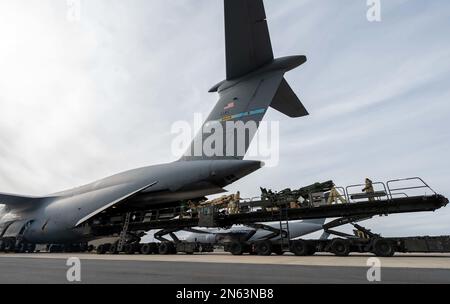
3,238,15,253
0,238,36,253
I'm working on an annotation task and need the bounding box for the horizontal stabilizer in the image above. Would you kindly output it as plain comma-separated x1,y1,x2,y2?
270,78,309,118
0,192,50,211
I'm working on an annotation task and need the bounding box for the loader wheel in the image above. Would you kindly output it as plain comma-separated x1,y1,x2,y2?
96,244,107,255
291,240,310,256
373,239,395,257
330,239,350,257
80,243,88,253
159,242,173,255
229,241,244,256
145,243,159,254
150,243,159,254
273,248,284,255
124,244,136,255
141,244,152,255
0,240,5,252
272,245,285,255
109,244,118,254
255,241,272,256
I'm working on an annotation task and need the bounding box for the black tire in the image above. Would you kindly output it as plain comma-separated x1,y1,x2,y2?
170,243,178,254
272,245,284,255
122,244,133,254
4,239,15,253
49,244,62,253
109,243,118,254
255,241,272,256
159,242,173,255
141,243,153,255
63,244,72,253
87,245,95,252
15,242,26,253
96,244,107,255
80,243,88,252
229,241,244,256
308,247,317,256
373,239,395,257
291,240,311,256
70,244,81,253
150,243,159,254
330,239,350,257
0,240,5,252
26,243,36,253
104,243,112,252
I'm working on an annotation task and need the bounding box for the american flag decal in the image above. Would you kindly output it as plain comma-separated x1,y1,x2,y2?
224,102,235,110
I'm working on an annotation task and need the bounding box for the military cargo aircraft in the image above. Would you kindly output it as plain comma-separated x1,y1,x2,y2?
0,0,308,250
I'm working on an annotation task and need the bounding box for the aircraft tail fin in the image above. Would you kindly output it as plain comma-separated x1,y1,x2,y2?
181,0,308,161
224,0,274,80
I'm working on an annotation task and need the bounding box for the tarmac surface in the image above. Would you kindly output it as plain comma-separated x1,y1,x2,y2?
0,252,449,284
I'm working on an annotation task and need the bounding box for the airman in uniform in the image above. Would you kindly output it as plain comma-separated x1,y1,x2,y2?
362,178,375,202
228,191,241,214
327,185,347,205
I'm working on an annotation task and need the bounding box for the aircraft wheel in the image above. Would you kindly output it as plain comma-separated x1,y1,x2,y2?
49,244,62,253
26,243,36,253
15,242,26,253
373,239,395,257
63,244,72,253
255,241,272,256
330,239,350,257
4,239,16,253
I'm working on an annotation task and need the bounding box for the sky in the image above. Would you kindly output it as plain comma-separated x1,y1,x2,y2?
0,0,449,236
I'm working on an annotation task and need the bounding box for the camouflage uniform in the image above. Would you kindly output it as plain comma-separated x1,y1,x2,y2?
327,187,346,205
362,178,375,202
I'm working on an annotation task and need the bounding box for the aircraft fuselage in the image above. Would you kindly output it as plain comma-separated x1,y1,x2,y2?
7,160,262,244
